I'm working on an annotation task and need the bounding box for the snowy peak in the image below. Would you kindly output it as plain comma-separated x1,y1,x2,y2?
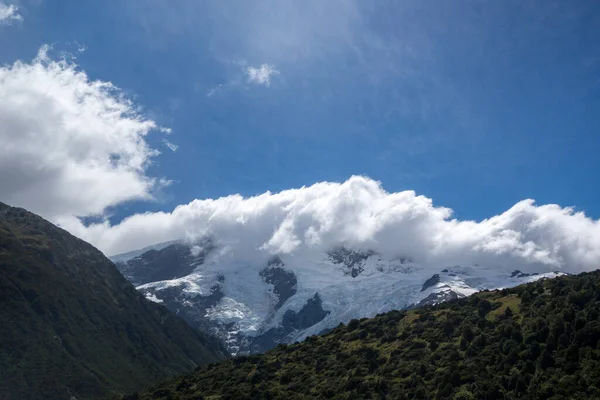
111,241,566,355
109,240,182,263
113,239,214,285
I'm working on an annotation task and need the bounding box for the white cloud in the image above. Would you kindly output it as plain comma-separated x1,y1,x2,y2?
0,46,167,220
206,84,223,97
60,176,600,275
0,1,22,23
246,64,279,86
162,139,179,152
205,62,279,97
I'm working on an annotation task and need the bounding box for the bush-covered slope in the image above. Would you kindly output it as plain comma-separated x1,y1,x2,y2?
139,269,600,400
0,203,228,400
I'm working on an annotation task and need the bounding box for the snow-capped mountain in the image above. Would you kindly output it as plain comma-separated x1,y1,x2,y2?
111,241,563,355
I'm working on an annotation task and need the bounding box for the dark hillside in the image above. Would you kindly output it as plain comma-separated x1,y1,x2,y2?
139,270,600,400
0,203,227,400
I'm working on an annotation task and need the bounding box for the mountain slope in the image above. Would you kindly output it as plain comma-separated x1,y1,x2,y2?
0,203,227,400
139,269,600,400
112,242,562,355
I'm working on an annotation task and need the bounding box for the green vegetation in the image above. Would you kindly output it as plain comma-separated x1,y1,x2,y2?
139,270,600,400
0,203,227,400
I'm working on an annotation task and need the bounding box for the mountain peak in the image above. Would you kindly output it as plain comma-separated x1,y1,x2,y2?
113,240,564,356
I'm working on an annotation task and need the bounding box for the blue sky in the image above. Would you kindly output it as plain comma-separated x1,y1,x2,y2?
1,0,599,256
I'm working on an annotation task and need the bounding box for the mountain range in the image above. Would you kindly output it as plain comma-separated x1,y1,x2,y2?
1,201,596,400
111,240,563,355
136,268,600,399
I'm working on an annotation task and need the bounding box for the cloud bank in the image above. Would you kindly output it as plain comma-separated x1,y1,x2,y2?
60,176,600,274
0,40,596,279
0,48,596,274
0,46,167,220
0,1,21,24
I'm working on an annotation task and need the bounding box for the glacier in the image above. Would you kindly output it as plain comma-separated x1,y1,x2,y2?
111,241,563,355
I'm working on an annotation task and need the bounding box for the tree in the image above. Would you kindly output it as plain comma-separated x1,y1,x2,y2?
452,387,476,400
538,349,554,369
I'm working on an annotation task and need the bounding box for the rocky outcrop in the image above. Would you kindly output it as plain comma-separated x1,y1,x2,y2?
417,289,463,307
421,273,441,292
138,280,225,334
511,270,531,278
260,260,298,309
250,293,330,353
115,241,214,286
328,247,375,277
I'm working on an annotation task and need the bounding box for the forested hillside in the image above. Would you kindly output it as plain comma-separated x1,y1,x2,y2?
138,269,600,400
0,203,227,400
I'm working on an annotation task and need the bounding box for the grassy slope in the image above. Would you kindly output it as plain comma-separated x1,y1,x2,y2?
139,270,600,400
0,203,228,400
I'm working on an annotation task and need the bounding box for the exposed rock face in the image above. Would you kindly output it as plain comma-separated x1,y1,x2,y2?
115,241,214,286
511,270,532,278
328,247,375,277
284,293,330,330
249,293,330,353
417,289,463,307
141,279,225,334
0,203,227,400
260,259,298,309
421,273,441,291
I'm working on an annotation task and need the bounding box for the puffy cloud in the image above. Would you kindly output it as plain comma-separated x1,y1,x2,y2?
61,176,600,274
246,64,279,86
0,2,22,24
0,46,167,220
